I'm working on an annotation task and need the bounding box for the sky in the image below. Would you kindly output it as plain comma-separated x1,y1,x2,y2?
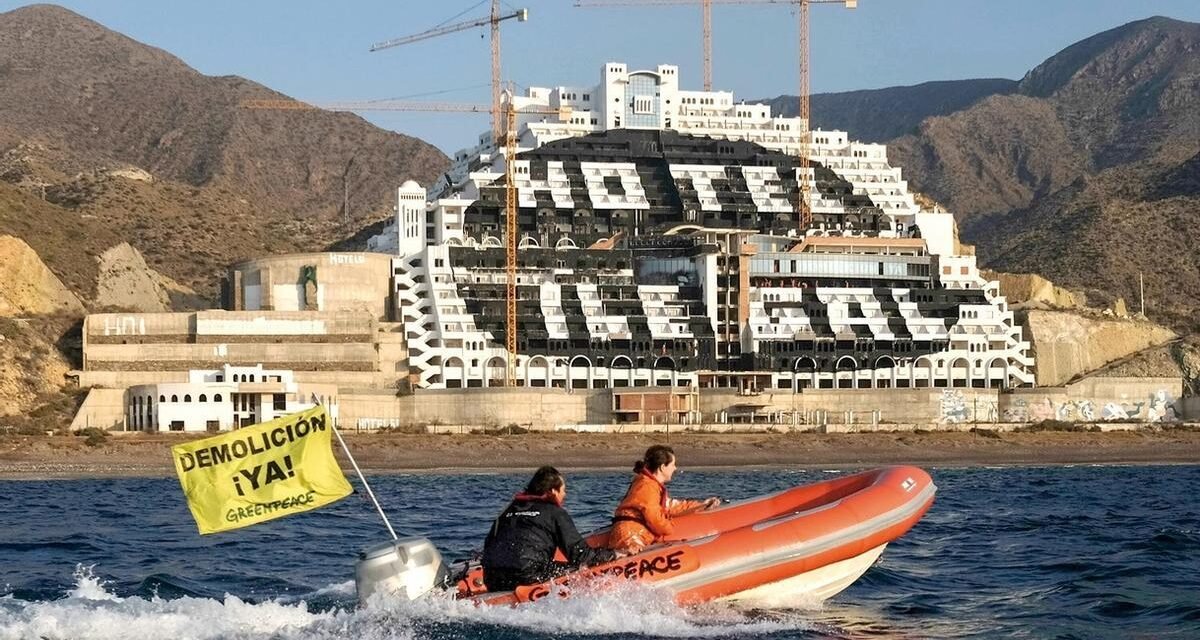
3,1,1199,153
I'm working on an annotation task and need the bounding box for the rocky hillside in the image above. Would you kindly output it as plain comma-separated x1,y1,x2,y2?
965,154,1200,326
773,16,1200,325
0,4,449,303
774,78,1017,143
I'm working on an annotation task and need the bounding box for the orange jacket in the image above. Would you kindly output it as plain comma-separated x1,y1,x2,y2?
608,471,703,553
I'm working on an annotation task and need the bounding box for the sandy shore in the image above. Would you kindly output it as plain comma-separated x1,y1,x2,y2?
1,429,1199,479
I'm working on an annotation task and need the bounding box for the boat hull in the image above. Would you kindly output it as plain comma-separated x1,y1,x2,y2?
456,466,935,607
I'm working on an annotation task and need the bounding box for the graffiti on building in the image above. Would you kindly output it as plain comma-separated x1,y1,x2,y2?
1147,390,1177,422
1077,399,1095,422
1027,398,1056,422
1002,390,1177,424
1100,402,1142,421
102,316,145,336
1002,398,1028,423
940,390,969,423
356,417,405,431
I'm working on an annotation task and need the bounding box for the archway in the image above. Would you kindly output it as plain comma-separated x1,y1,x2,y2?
950,357,970,388
985,357,1009,389
525,355,550,388
569,355,592,389
443,357,465,389
485,356,507,388
835,355,858,389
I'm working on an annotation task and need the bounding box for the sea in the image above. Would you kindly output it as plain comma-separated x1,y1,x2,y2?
1,465,1198,639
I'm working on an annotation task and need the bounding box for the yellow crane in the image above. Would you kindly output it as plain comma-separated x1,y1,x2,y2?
369,1,529,140
241,96,570,387
574,0,857,227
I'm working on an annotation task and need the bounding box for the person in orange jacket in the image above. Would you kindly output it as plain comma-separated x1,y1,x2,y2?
607,444,720,554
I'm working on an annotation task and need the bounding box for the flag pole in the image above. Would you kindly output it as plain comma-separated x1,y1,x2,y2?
331,420,398,541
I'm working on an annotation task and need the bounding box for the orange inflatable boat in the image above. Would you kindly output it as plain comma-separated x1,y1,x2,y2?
355,466,935,607
445,465,936,606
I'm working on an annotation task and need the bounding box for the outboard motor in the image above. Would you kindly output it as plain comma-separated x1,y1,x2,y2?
355,537,448,606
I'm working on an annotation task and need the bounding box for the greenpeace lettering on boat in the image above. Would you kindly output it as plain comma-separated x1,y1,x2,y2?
512,547,700,603
172,406,352,534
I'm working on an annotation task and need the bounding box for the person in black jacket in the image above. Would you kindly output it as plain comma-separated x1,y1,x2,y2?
482,465,619,591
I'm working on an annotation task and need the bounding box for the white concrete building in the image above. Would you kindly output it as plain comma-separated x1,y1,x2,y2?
367,62,1034,392
125,364,337,432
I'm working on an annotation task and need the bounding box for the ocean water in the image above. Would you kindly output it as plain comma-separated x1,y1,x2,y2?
1,465,1198,639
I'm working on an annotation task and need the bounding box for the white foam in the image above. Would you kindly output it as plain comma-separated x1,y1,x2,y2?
367,577,817,638
0,567,818,640
0,567,348,640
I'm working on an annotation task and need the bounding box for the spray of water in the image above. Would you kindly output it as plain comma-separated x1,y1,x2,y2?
0,566,824,640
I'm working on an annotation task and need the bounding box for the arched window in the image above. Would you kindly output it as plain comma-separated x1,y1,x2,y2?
170,395,178,403
184,394,192,402
199,394,207,402
159,395,166,402
249,374,256,382
214,394,223,402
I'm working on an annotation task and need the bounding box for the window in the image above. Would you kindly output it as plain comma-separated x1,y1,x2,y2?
159,395,166,402
206,421,220,433
633,97,653,114
170,395,178,403
214,394,223,402
184,394,192,403
199,394,207,402
273,394,286,411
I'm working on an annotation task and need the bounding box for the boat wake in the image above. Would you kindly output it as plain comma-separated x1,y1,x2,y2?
0,566,833,640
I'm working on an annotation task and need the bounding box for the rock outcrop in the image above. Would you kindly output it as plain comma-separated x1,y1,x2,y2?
95,242,198,312
1024,310,1178,386
0,235,84,316
984,270,1086,310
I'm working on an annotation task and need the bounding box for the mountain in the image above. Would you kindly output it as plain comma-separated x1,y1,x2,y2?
770,16,1200,324
1017,16,1200,169
771,78,1017,143
0,4,449,303
965,155,1200,326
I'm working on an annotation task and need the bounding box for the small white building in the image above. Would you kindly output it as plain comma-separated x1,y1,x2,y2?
125,364,338,432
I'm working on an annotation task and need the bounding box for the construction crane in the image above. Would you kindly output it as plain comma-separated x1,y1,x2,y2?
370,2,528,140
575,0,856,226
242,95,569,386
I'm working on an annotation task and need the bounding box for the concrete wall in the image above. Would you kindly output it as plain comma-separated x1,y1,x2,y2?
1023,310,1177,386
338,388,611,431
86,310,375,344
1181,397,1200,421
85,342,379,370
333,376,1186,432
227,253,394,320
82,311,388,379
70,388,127,431
77,370,391,391
1000,377,1183,423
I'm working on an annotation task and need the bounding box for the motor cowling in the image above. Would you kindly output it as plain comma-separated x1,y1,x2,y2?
355,537,448,606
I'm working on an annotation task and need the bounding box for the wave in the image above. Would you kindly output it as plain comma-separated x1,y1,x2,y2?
0,567,828,640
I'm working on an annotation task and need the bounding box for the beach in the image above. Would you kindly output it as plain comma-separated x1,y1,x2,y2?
2,428,1199,479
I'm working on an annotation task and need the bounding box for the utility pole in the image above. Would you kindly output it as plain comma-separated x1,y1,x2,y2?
1140,272,1145,316
341,155,356,226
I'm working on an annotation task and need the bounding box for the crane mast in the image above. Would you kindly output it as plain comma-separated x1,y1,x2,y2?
367,2,531,386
